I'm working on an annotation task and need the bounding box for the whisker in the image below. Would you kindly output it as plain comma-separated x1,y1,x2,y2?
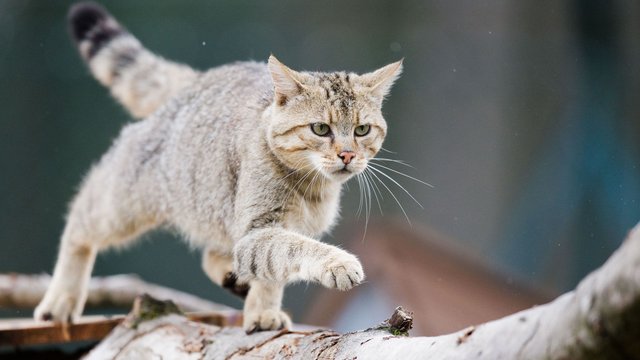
302,169,322,200
370,157,414,168
360,172,372,242
367,168,412,225
368,163,434,188
286,166,313,195
280,159,307,180
281,164,316,208
299,168,322,218
366,168,385,202
355,174,364,218
380,147,397,154
320,171,326,200
368,166,424,209
365,172,371,228
363,169,383,215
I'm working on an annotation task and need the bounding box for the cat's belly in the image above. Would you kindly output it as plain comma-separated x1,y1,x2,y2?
170,204,235,252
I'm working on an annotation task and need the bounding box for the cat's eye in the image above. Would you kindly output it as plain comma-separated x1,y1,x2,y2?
354,124,371,136
311,123,331,136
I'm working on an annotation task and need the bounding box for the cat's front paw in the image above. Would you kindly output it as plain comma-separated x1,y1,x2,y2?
243,309,292,334
319,253,365,291
34,290,82,324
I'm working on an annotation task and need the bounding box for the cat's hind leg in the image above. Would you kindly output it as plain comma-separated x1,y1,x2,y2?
33,219,98,324
34,158,161,323
202,249,249,298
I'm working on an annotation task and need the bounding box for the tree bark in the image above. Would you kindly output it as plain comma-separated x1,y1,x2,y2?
0,273,233,312
84,222,640,359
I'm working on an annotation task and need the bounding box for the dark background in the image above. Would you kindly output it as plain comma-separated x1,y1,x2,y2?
1,0,639,323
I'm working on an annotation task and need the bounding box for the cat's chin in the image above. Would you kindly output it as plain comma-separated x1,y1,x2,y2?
327,168,358,183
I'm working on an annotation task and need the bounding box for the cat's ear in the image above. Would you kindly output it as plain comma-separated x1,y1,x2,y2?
268,55,307,106
358,59,403,102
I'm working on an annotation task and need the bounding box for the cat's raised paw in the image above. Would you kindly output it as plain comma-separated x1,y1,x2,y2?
320,255,365,291
244,309,292,334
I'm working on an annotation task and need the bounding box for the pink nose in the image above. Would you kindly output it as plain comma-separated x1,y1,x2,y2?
338,151,356,165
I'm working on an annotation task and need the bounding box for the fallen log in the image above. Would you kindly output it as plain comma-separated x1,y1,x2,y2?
0,273,234,312
83,222,640,359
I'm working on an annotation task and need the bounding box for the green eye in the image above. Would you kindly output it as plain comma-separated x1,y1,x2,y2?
354,124,371,136
311,123,331,136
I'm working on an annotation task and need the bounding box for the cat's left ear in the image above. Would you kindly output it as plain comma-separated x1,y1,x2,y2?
268,55,308,106
358,59,403,103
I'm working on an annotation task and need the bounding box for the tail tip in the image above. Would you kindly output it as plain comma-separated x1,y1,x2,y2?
68,2,123,57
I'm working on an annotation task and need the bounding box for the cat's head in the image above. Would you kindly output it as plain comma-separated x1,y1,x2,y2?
266,55,402,183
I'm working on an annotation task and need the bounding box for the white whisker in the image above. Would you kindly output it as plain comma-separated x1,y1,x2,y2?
370,157,414,168
302,169,322,200
364,172,371,227
299,168,323,219
369,162,434,188
355,174,364,218
280,158,307,180
281,164,316,208
363,169,383,215
360,171,372,242
366,167,412,225
368,166,424,209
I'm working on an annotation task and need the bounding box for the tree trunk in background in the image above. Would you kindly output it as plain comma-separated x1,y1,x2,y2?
86,223,640,359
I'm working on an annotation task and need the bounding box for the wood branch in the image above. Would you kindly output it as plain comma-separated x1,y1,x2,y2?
0,312,243,347
84,223,640,359
0,273,235,312
0,315,124,347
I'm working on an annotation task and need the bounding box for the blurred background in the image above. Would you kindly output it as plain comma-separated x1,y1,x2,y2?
1,0,639,336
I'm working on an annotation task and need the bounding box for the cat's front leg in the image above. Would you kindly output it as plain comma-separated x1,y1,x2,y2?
233,228,363,332
234,228,365,291
242,281,291,333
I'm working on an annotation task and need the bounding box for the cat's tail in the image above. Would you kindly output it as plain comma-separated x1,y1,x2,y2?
68,2,198,119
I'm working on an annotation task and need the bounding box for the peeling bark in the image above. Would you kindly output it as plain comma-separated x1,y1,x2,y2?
84,223,640,359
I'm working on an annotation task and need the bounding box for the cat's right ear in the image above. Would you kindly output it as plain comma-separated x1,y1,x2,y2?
357,59,403,104
268,55,307,106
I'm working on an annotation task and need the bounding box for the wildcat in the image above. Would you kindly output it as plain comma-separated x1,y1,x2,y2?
35,1,402,332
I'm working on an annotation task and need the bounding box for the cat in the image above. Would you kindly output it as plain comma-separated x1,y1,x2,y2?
34,1,402,333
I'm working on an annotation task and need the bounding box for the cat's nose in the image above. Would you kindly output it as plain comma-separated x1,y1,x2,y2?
338,151,356,165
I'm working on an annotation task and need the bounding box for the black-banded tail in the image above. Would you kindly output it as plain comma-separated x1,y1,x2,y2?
68,2,197,119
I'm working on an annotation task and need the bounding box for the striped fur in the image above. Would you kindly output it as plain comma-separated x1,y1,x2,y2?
36,2,402,333
68,2,197,118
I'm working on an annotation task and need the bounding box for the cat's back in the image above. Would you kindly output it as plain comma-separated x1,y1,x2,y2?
196,61,273,114
163,60,274,146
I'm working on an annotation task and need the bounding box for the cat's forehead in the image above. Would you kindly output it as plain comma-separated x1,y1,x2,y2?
305,71,368,119
314,72,356,105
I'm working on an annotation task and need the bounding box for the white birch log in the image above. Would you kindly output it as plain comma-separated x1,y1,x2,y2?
82,222,640,359
0,273,234,312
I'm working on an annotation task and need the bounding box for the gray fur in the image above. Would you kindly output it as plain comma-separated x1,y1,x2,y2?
35,2,402,332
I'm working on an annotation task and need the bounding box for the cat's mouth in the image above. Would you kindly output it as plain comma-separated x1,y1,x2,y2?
324,162,363,181
331,166,358,178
